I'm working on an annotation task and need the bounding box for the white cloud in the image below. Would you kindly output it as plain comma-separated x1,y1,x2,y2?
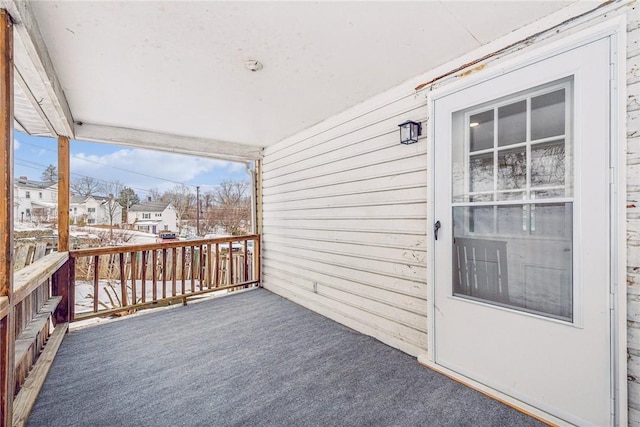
70,148,248,195
14,139,20,150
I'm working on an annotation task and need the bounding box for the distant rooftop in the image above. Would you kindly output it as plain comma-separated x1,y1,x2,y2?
129,201,171,212
15,176,55,189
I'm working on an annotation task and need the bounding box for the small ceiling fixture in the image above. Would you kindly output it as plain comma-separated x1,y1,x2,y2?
245,59,263,72
398,120,422,145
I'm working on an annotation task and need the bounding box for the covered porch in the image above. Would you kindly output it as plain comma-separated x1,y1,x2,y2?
0,1,636,426
27,288,541,426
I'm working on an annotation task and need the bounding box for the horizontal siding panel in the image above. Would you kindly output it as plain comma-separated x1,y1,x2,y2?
263,234,426,266
263,264,427,316
264,184,427,210
264,96,425,166
264,279,427,356
264,267,427,331
262,154,426,196
630,322,640,353
630,407,640,427
263,170,427,204
263,201,426,219
264,127,397,178
262,253,427,298
263,217,427,235
263,241,427,280
263,144,427,190
264,227,427,250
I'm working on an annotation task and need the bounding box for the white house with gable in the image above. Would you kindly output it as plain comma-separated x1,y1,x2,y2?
14,176,58,223
127,200,177,234
69,195,123,226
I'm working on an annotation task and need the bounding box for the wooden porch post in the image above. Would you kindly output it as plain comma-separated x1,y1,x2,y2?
53,135,71,324
58,136,69,252
0,9,14,427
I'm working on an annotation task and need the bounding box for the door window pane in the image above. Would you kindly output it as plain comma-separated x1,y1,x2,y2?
531,140,566,188
470,153,493,193
451,78,573,321
497,148,526,190
498,100,526,147
453,204,573,320
469,110,494,152
531,89,565,140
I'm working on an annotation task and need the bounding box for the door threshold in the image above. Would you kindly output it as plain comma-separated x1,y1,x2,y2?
416,354,572,427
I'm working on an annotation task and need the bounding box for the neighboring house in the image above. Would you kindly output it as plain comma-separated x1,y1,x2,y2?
14,176,58,223
70,195,123,226
127,201,177,234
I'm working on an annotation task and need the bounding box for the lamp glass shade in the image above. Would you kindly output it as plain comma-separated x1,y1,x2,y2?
399,120,421,144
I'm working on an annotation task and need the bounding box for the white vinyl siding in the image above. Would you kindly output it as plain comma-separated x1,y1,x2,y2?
262,93,428,356
262,5,639,406
625,7,640,426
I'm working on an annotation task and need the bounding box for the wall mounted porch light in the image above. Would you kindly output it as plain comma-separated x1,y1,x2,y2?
398,120,422,145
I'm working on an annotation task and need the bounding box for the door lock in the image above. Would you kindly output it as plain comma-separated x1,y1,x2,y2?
434,220,441,241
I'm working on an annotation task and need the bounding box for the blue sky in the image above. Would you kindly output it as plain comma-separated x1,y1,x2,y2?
14,130,250,198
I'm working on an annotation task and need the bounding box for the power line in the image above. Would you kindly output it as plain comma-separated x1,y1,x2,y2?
15,157,157,195
17,139,197,188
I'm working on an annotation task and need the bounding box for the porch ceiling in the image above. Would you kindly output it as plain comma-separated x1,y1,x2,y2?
5,1,582,161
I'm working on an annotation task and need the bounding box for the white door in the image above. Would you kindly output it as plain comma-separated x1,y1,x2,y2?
432,38,612,426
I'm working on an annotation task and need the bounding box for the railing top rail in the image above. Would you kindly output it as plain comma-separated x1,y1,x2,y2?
69,234,260,258
0,296,8,320
14,252,69,305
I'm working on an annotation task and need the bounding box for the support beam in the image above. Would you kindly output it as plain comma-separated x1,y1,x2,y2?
57,136,69,252
0,9,14,427
0,0,74,137
74,123,263,162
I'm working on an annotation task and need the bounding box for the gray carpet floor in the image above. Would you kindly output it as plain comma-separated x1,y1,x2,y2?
28,288,543,427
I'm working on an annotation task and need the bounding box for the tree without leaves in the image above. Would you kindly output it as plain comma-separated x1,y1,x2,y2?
41,164,58,183
207,181,251,235
102,195,123,238
100,179,124,199
71,176,102,197
161,184,196,234
147,187,162,202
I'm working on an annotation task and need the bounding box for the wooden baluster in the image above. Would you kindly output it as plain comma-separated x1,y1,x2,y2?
171,248,177,297
181,247,186,295
130,251,136,305
199,245,205,290
162,248,167,299
228,242,234,286
214,244,220,287
119,253,127,307
243,240,249,282
141,251,147,304
152,249,158,301
206,244,212,289
93,256,99,313
69,258,76,321
191,246,199,292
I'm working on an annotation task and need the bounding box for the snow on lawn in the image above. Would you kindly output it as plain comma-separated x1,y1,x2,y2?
74,278,225,315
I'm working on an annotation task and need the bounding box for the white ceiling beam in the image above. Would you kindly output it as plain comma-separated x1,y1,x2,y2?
1,0,74,137
74,123,263,163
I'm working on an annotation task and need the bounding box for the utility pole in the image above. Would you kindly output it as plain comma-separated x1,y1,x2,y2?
196,186,200,236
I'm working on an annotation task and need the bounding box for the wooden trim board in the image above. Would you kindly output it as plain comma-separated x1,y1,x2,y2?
12,323,68,427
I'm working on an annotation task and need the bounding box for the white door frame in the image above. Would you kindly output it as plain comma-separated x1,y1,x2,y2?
421,16,628,426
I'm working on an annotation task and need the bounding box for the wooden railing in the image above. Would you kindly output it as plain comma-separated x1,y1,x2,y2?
68,234,261,321
7,252,70,426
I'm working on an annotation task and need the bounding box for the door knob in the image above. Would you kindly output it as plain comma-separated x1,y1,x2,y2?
434,220,441,241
